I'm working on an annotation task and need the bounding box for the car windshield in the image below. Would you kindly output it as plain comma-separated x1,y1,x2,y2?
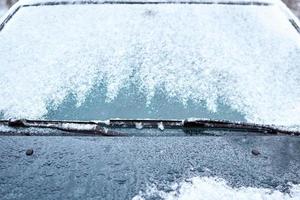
0,1,300,130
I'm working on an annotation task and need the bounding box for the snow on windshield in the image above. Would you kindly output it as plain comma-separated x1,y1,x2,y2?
19,0,276,4
132,176,300,200
0,4,300,126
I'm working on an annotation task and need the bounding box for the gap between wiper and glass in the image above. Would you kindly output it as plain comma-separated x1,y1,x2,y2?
0,119,299,136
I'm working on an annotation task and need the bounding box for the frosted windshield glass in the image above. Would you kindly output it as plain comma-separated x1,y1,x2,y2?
0,4,300,127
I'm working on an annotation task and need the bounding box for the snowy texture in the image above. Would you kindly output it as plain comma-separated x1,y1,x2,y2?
0,3,7,17
18,0,278,5
158,122,164,130
0,4,300,126
0,9,5,17
133,176,300,200
135,122,144,130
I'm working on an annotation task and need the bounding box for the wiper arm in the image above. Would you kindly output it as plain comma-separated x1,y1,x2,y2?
0,118,298,136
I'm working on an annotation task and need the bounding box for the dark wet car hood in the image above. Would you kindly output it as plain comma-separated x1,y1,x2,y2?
1,135,299,199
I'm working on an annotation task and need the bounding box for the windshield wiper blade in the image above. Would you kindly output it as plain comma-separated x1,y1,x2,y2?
0,118,298,136
107,119,299,135
183,119,300,136
0,119,125,136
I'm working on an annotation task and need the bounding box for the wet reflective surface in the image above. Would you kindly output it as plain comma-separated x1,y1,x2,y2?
0,135,299,199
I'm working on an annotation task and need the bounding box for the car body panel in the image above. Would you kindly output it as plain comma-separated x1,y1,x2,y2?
0,135,300,199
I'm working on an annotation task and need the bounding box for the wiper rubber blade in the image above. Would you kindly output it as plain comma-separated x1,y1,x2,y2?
0,118,298,136
183,119,299,136
3,119,125,136
106,119,299,135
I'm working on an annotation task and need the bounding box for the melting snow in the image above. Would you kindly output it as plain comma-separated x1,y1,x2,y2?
158,122,164,131
132,176,300,200
135,122,144,130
